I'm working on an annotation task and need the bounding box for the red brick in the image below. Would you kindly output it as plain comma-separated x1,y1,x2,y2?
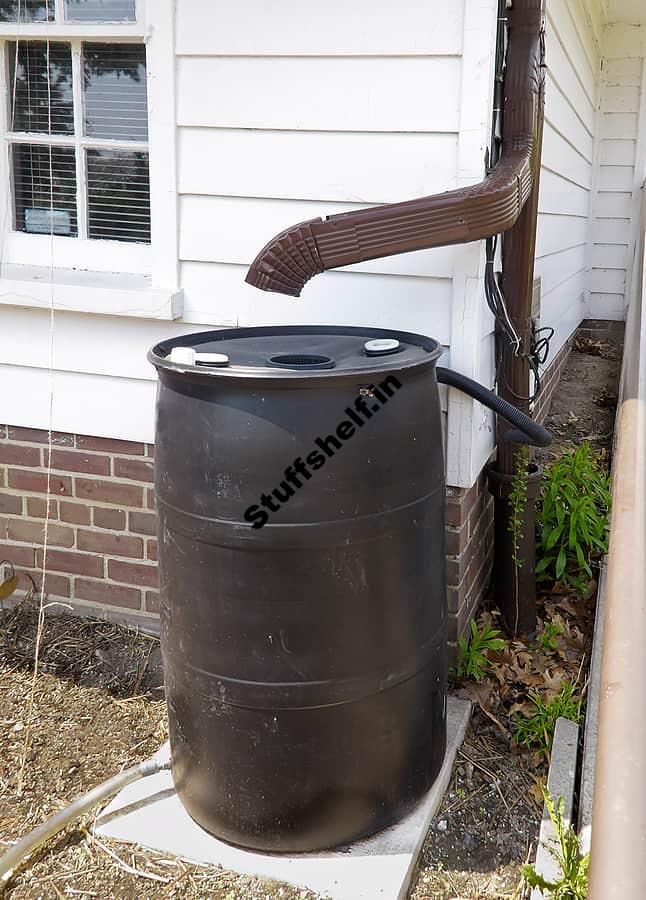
93,506,126,530
146,488,156,510
129,511,157,536
7,427,74,446
75,478,144,508
0,492,23,515
445,524,468,556
147,539,157,562
7,519,74,548
8,469,72,496
35,548,103,578
77,530,143,559
50,449,111,476
0,444,41,466
0,541,35,567
76,435,145,455
0,467,5,487
108,559,158,588
75,578,141,610
26,497,58,519
113,458,154,483
25,570,71,599
60,501,91,525
146,444,155,459
145,590,160,613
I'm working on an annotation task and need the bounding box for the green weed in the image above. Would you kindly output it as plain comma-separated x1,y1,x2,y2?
456,619,507,682
538,620,563,654
523,787,589,899
513,682,583,757
536,443,611,596
508,446,530,570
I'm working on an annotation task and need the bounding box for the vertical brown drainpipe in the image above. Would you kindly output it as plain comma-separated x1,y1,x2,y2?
245,0,547,636
490,19,546,636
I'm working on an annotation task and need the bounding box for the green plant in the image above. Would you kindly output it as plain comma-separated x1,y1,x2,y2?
536,443,611,596
538,620,563,653
508,445,530,570
456,619,507,682
513,682,583,757
523,787,589,899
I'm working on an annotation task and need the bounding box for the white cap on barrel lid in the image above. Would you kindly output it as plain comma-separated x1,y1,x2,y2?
168,348,230,367
364,339,400,355
169,347,196,365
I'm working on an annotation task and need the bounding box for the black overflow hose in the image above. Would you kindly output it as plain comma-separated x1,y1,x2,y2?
436,367,552,448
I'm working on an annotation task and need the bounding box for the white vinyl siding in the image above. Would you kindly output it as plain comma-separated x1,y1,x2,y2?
590,26,645,320
535,0,602,362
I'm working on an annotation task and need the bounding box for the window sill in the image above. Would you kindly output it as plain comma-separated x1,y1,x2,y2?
0,264,183,320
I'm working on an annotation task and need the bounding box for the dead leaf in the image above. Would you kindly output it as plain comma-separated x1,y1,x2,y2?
0,575,19,600
456,681,495,711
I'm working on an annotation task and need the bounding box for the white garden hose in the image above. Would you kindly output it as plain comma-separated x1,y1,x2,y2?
0,755,170,884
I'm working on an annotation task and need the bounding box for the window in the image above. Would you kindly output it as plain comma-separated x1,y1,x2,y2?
1,1,135,23
0,1,181,319
5,35,150,243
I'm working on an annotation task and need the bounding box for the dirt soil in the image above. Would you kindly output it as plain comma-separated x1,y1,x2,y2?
0,335,622,900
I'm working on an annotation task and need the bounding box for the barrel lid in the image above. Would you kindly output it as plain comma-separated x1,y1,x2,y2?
149,325,441,380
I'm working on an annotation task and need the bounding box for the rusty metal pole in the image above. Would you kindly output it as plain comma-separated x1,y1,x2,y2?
490,1,546,636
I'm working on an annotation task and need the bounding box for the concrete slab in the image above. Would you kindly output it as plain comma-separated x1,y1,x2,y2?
95,697,471,900
578,557,608,855
530,716,580,900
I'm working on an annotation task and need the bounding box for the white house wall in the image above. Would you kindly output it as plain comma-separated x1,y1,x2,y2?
590,24,645,318
536,0,603,363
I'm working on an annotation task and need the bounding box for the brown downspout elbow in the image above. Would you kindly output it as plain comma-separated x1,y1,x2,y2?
245,1,545,298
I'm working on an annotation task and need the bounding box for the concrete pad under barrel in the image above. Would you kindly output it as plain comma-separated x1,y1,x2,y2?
95,697,471,900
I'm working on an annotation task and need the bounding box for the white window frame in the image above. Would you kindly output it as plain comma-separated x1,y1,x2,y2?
0,0,182,319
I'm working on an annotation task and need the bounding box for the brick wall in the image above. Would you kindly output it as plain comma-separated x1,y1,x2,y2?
0,329,577,641
444,470,495,652
0,426,159,628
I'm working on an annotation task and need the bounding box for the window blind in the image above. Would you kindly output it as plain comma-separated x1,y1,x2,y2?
0,1,53,22
64,0,135,22
9,42,74,135
87,149,150,243
13,144,78,236
83,44,148,141
6,39,150,245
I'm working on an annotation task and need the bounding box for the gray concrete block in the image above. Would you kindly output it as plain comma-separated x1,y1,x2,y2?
95,697,472,900
530,716,580,900
578,558,608,855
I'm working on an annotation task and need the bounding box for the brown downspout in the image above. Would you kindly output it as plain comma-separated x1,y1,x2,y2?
491,10,547,635
246,0,546,635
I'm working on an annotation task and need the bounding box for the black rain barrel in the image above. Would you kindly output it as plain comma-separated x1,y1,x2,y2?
148,325,448,852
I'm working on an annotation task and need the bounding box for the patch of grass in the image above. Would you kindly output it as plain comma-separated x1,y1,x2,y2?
523,787,589,899
456,619,507,682
536,443,611,596
512,682,583,757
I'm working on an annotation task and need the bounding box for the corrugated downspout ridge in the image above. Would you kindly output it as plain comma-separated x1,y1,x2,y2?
246,0,544,297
